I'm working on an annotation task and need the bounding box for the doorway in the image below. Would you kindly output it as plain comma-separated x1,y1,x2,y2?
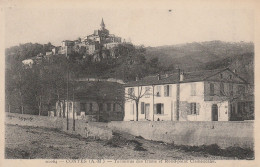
145,104,150,120
212,104,218,121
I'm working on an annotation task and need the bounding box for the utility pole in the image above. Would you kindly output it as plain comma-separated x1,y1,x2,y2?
72,79,75,131
176,67,180,121
152,85,155,121
66,50,69,131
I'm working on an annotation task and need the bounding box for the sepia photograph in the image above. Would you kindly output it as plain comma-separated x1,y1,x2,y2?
1,0,258,166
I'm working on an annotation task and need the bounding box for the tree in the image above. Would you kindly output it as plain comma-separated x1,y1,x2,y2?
5,42,56,114
125,86,150,121
214,82,254,120
11,62,26,114
112,43,148,81
5,69,16,113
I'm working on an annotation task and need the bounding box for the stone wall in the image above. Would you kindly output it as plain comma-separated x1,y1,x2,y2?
6,113,254,149
61,119,112,140
5,113,112,140
6,113,64,129
108,121,254,149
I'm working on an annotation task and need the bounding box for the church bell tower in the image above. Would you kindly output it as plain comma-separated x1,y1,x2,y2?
100,18,105,30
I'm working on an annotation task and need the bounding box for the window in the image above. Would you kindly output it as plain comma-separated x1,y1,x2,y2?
154,103,164,114
99,103,103,111
69,102,73,111
89,103,93,113
79,103,85,116
229,75,232,79
210,83,214,96
156,86,161,97
145,87,151,98
191,83,196,96
220,73,223,79
164,85,172,97
189,103,197,115
220,82,224,95
128,88,134,97
141,102,145,114
237,102,246,116
107,103,111,111
80,103,86,111
113,103,116,111
237,85,245,95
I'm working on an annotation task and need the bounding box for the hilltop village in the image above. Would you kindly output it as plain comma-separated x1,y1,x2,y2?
22,19,126,68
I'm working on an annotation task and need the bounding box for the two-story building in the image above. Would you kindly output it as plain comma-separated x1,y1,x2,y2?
124,68,253,121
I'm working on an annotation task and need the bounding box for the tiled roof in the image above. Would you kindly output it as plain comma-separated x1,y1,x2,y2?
70,81,124,101
125,68,235,87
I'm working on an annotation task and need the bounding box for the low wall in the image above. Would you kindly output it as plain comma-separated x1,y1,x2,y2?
61,119,112,140
6,113,64,129
108,121,254,149
5,113,112,140
6,113,254,149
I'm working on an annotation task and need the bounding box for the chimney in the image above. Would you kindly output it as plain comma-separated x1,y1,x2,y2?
233,69,237,73
157,73,161,80
180,71,184,81
165,73,169,78
136,76,139,81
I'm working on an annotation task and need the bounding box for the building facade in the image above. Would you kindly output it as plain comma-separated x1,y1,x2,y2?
55,99,123,122
124,68,253,121
54,81,124,122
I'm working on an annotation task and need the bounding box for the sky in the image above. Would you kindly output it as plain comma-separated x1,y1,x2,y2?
4,2,254,48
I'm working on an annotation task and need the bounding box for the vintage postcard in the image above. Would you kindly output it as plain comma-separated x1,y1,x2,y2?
0,0,259,166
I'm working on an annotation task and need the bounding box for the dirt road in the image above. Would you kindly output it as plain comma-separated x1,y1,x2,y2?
5,124,241,159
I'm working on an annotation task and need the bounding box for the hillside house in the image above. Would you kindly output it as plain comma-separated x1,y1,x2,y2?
58,40,74,56
124,68,253,121
22,59,34,68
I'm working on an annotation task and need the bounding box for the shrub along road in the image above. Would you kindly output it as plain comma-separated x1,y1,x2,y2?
5,124,252,159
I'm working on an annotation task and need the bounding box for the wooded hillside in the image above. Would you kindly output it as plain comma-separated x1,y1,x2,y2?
5,41,254,115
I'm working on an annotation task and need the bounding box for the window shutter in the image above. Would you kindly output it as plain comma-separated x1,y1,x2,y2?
164,85,167,97
161,104,164,114
210,83,214,96
196,103,200,115
169,85,172,97
194,103,196,114
189,103,192,115
154,104,156,114
133,103,135,115
141,102,144,114
229,84,233,96
220,82,224,95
